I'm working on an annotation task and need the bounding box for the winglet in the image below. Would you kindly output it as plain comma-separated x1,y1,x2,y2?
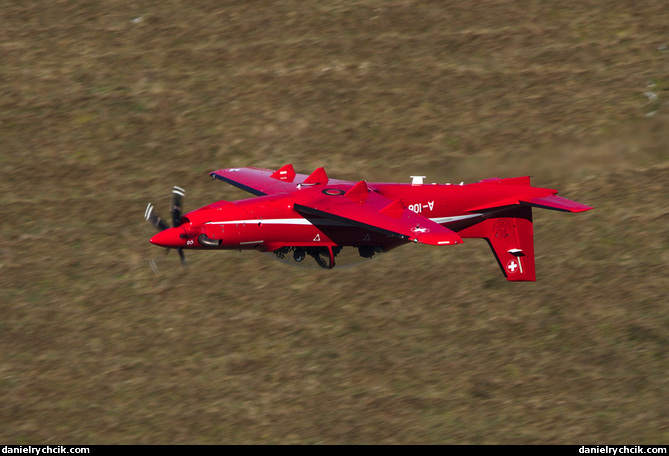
303,167,328,185
270,164,296,182
345,181,369,204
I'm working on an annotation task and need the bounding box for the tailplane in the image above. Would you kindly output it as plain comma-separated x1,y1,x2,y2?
458,206,536,281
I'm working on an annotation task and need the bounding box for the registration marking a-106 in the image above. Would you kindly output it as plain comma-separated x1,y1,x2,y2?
408,201,434,214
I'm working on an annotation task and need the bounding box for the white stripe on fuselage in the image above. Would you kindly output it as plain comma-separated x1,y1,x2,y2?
429,214,481,224
205,214,482,227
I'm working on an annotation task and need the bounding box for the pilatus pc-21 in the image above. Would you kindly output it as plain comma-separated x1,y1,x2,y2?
145,165,592,281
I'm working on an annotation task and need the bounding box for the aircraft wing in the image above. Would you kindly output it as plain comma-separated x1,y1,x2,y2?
209,166,296,196
210,165,349,196
292,186,462,246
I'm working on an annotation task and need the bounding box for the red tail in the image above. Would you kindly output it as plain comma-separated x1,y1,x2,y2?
458,207,536,281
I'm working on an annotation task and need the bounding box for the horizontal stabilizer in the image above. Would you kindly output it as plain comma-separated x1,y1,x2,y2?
467,186,592,214
521,195,592,212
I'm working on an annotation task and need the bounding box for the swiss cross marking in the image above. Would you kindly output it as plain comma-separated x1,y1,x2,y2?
506,259,519,274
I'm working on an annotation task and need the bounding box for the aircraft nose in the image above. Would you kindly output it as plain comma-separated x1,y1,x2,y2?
150,227,183,248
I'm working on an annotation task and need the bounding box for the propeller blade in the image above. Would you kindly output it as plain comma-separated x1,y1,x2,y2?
146,188,187,272
149,258,160,275
145,203,170,231
171,186,185,227
177,247,186,266
149,249,171,275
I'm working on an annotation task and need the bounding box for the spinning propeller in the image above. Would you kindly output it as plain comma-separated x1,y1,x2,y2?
145,186,187,268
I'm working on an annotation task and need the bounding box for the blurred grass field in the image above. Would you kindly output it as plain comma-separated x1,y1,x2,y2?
1,0,667,444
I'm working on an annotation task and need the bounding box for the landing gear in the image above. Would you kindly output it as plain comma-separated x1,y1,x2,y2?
269,246,383,269
272,246,335,269
293,248,306,262
358,246,383,259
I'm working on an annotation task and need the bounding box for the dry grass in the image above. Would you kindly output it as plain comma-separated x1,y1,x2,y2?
1,0,667,444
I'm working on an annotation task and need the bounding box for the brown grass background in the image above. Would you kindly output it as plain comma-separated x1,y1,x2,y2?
1,0,667,444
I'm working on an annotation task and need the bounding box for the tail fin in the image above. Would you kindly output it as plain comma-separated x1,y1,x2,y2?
458,206,536,281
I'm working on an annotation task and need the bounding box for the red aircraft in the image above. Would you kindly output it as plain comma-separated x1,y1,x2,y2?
145,165,592,281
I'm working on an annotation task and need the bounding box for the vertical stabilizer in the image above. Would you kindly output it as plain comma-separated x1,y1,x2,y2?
458,207,536,281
